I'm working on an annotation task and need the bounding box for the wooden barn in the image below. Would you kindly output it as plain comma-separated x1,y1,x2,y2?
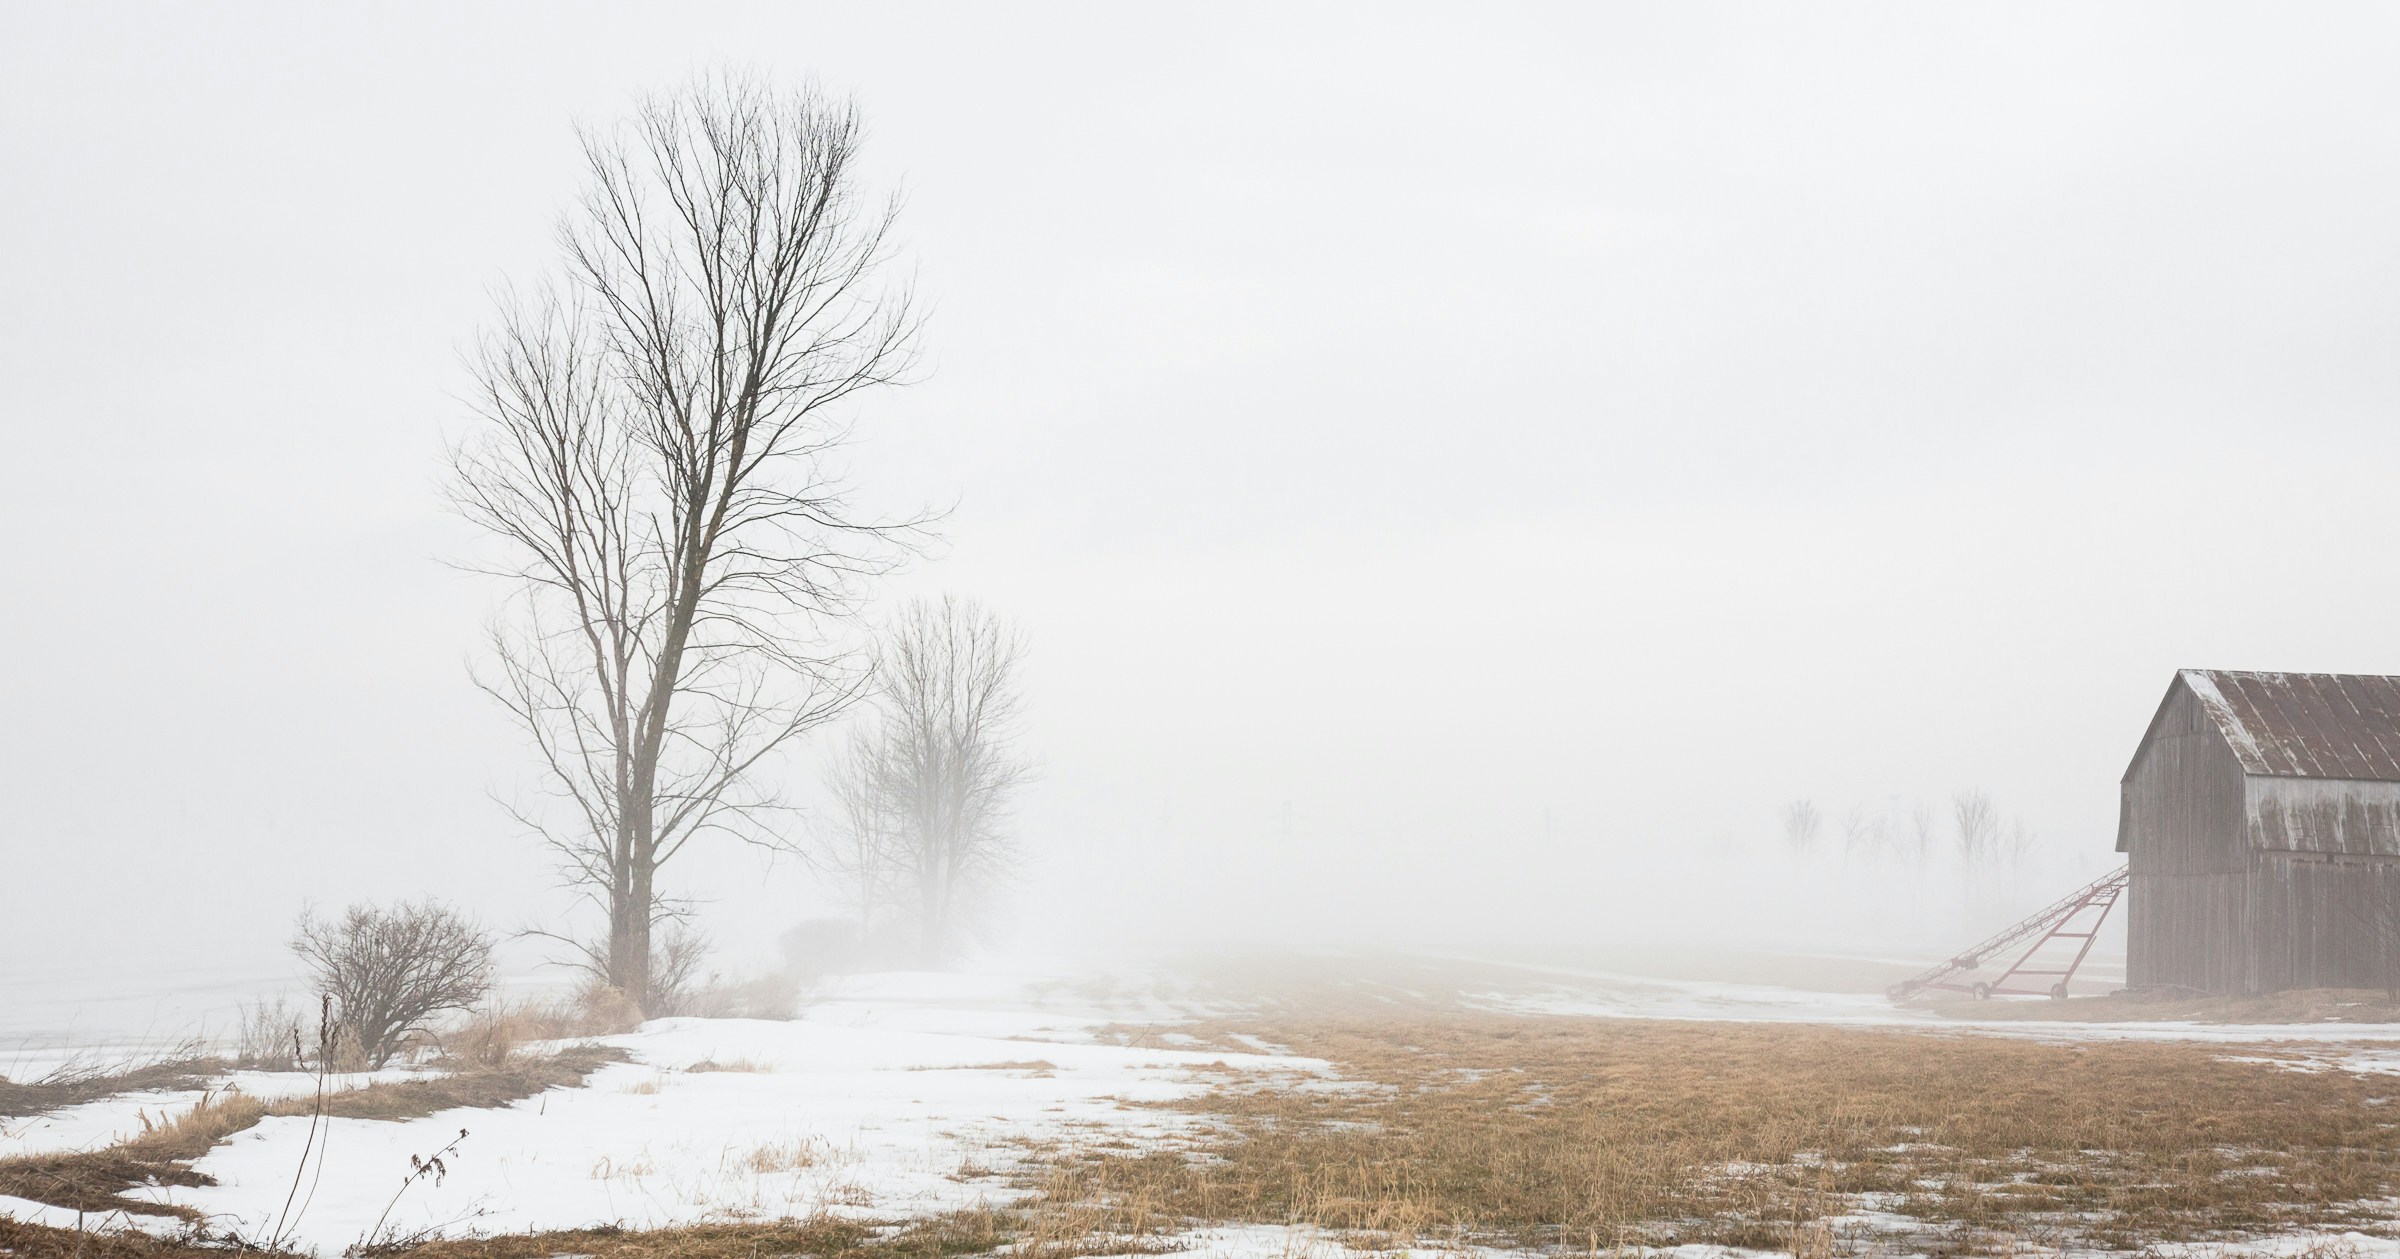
2120,669,2400,993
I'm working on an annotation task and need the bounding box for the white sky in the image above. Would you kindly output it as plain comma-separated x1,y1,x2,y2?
7,3,2400,1011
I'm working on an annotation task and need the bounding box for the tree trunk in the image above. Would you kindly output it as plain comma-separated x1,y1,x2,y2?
920,871,944,968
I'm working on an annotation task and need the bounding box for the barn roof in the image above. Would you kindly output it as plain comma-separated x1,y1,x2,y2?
2174,669,2400,781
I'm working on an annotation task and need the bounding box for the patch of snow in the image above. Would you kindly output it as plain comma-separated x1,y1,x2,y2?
0,1067,437,1158
23,996,1321,1255
0,1193,112,1232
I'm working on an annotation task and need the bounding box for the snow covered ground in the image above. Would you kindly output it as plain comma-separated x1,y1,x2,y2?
0,1065,428,1160
16,959,2400,1255
2,970,1319,1253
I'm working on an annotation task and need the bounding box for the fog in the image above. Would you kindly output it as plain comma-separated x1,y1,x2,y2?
8,4,2400,1032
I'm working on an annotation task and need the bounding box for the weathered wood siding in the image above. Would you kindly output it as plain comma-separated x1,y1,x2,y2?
2122,680,2251,990
2248,852,2400,990
2249,776,2400,855
2121,671,2400,994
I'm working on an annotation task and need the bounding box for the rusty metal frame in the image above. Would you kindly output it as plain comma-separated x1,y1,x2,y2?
1888,865,2130,1001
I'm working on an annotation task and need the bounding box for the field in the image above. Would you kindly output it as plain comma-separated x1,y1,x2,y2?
8,956,2400,1258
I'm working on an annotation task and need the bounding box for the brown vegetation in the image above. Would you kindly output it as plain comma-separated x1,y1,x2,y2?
0,1214,993,1259
0,1214,261,1259
293,901,498,1069
0,1053,222,1120
12,955,2397,1259
1033,1014,2400,1254
0,1047,627,1221
439,988,646,1068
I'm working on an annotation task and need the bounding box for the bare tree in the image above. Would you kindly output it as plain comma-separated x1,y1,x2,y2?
643,923,716,1016
1952,788,1999,870
1840,803,1885,862
819,726,901,941
1905,799,1939,870
292,902,495,1069
1780,799,1823,856
448,76,918,1009
834,596,1031,965
2000,818,2040,873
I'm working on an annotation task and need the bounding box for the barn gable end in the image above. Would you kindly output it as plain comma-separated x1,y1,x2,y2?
2121,668,2400,993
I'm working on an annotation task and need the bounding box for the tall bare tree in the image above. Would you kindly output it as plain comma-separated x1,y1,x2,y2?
827,596,1030,965
449,77,917,1008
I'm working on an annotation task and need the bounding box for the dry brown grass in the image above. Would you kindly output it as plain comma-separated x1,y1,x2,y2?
0,1214,285,1259
441,988,647,1068
740,1138,823,1173
385,1212,1015,1259
18,956,2399,1259
0,1051,224,1120
0,1217,896,1259
320,1044,628,1120
0,1046,628,1220
1026,1013,2400,1255
0,1088,266,1219
377,1205,1174,1259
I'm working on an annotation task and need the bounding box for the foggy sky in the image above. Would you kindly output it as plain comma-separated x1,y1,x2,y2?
8,3,2400,1015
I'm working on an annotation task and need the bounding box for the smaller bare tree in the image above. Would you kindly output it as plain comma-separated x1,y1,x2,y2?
1780,799,1823,856
2001,818,2040,872
819,726,902,943
1905,800,1939,870
827,596,1032,966
1951,789,1999,870
292,902,496,1068
643,924,715,1016
1840,803,1886,862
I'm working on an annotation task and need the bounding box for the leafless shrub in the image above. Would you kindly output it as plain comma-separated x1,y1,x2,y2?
291,901,497,1069
233,998,307,1071
639,926,805,1020
645,924,713,1015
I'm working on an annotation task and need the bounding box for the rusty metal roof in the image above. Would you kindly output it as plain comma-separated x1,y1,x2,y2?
2179,669,2400,780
